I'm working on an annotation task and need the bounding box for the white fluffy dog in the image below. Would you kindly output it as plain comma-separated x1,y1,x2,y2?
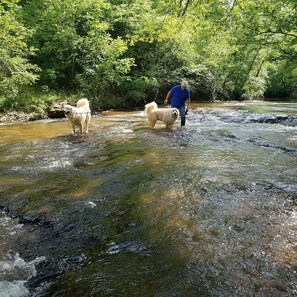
64,98,91,135
144,101,179,129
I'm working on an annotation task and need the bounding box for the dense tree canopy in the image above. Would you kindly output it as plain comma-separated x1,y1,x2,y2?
0,0,39,109
0,0,296,111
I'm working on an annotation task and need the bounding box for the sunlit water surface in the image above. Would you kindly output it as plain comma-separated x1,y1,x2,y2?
0,101,296,296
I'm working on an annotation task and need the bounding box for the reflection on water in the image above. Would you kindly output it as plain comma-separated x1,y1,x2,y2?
0,101,296,296
0,120,72,145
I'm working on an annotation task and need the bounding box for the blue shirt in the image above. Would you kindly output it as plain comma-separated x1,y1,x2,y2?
169,85,190,108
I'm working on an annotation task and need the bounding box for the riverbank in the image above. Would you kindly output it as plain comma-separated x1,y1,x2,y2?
1,98,296,125
0,111,47,123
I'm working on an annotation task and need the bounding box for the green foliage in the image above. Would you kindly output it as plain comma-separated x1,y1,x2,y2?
265,59,297,98
22,0,90,88
77,33,135,108
1,0,296,113
0,0,39,111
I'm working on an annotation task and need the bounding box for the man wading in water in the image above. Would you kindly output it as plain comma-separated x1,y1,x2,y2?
164,80,191,127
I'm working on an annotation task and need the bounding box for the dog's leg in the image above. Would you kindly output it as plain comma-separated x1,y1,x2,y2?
150,121,156,128
85,119,89,133
72,124,76,135
77,123,83,135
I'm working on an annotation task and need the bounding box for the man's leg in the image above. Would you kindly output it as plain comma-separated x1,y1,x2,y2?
179,106,186,126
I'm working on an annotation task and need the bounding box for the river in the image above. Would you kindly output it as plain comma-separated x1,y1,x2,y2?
0,100,296,296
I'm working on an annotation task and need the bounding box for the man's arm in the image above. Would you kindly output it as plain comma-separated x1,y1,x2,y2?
164,91,172,105
186,97,191,110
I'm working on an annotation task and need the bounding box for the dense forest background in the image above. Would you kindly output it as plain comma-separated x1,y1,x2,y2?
0,0,296,113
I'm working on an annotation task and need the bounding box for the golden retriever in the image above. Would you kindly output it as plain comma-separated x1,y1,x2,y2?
64,98,91,135
144,101,179,129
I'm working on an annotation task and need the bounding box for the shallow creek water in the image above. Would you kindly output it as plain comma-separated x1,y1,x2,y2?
0,101,296,296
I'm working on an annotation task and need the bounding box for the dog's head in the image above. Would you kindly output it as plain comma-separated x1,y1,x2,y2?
63,104,75,116
172,108,179,118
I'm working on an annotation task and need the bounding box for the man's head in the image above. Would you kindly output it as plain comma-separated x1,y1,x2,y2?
181,80,188,90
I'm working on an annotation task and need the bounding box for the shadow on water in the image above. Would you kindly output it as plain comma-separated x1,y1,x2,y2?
0,101,296,296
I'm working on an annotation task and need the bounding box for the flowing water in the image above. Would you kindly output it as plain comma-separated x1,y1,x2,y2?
0,101,296,296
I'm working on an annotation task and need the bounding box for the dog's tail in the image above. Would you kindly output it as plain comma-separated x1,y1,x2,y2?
145,101,158,114
76,98,89,109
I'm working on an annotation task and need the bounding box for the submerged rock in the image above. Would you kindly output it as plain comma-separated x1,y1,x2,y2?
107,241,150,255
